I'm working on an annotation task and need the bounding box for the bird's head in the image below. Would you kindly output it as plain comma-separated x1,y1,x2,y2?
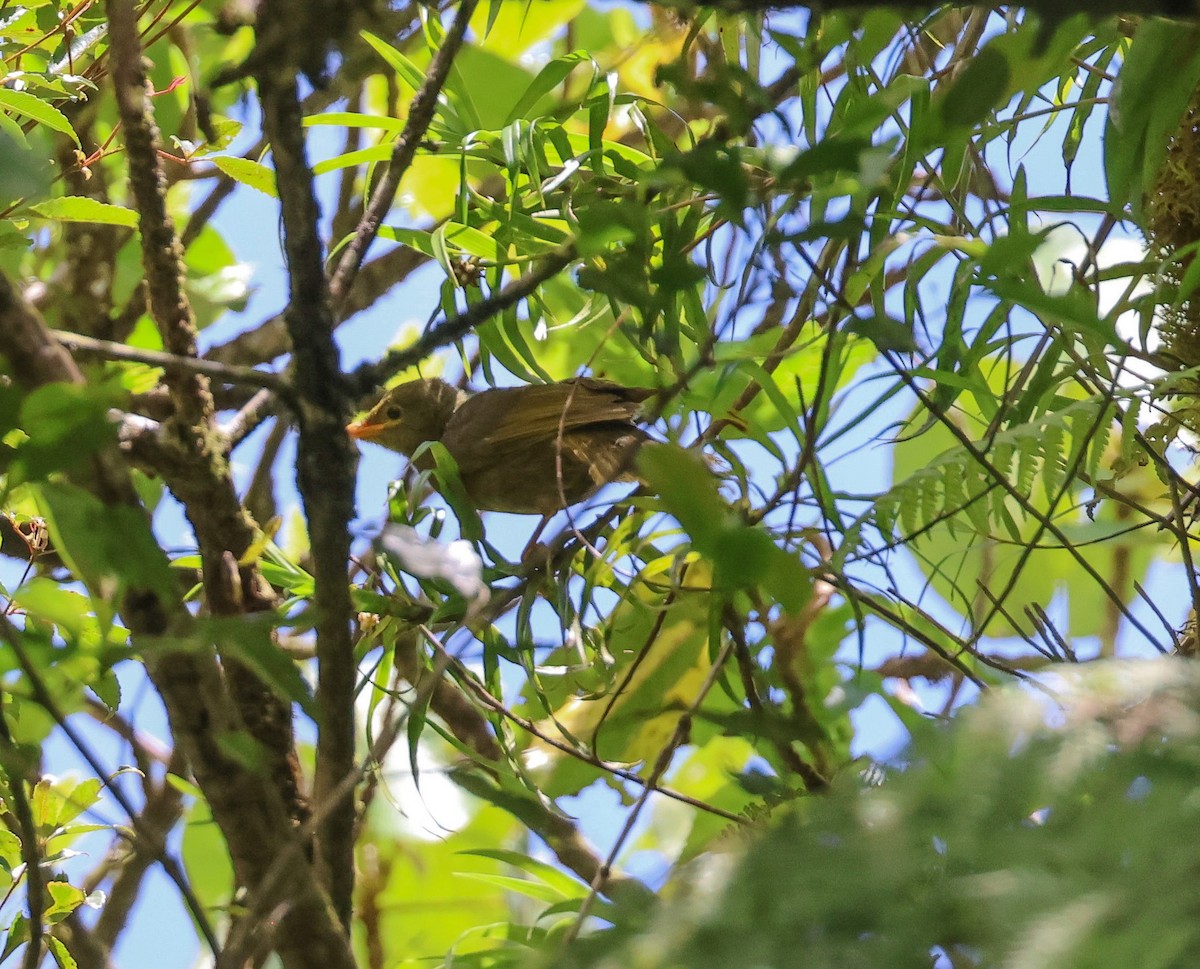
347,378,465,456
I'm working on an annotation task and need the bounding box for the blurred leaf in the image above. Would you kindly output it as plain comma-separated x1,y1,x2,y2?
535,567,711,778
638,444,730,550
575,661,1200,969
13,580,128,656
29,196,138,228
14,383,115,483
937,45,1011,126
460,848,588,898
845,314,918,354
35,481,175,601
198,616,316,718
1105,20,1200,211
181,796,235,913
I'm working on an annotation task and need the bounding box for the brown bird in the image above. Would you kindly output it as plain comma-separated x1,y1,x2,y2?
347,377,655,515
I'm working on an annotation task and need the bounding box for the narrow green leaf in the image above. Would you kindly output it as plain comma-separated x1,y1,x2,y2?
312,144,394,176
201,616,316,717
937,46,1011,127
303,112,406,132
360,31,426,90
504,51,594,125
460,848,587,896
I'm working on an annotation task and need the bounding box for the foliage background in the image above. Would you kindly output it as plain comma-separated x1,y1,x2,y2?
0,2,1198,968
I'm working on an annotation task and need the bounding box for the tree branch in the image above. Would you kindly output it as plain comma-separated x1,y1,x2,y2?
0,690,45,969
348,246,576,396
253,1,360,928
327,0,478,306
105,0,209,428
105,0,310,869
53,329,288,391
0,272,351,969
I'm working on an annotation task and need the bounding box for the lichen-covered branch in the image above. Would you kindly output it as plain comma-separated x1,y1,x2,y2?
252,0,360,927
104,0,309,865
0,273,352,969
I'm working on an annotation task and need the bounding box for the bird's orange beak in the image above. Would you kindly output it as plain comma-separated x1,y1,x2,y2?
346,419,383,441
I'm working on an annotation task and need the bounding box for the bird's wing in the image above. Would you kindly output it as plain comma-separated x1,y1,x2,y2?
452,380,653,455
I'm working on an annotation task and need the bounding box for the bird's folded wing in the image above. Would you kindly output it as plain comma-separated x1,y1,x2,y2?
460,380,653,452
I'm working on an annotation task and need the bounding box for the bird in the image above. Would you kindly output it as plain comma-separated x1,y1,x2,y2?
347,377,656,515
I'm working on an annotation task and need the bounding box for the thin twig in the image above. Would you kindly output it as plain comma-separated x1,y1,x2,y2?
565,638,736,945
0,615,220,957
424,638,746,823
53,329,288,391
327,0,479,306
348,246,576,396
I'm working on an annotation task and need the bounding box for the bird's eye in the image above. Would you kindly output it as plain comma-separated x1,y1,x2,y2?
385,406,402,421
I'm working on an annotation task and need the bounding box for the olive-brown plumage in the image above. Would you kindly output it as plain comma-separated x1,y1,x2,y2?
347,378,654,515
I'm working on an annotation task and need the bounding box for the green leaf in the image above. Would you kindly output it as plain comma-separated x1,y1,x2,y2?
376,225,436,257
180,797,235,913
13,580,92,642
47,934,79,969
777,135,878,185
937,45,1011,126
88,667,121,712
983,275,1121,345
29,196,138,228
460,848,587,897
36,480,176,600
844,314,918,354
0,88,79,146
14,382,115,482
575,199,646,257
421,441,484,542
212,157,278,198
0,126,51,200
2,913,29,963
312,144,395,175
637,444,730,552
456,871,566,903
505,51,595,125
199,616,316,717
360,31,426,91
712,527,812,614
302,112,406,133
1105,21,1200,211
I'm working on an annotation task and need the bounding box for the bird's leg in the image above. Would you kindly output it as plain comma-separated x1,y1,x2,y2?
520,514,553,563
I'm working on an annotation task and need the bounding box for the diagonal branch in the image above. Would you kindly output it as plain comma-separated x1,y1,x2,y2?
348,246,576,396
327,0,479,306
